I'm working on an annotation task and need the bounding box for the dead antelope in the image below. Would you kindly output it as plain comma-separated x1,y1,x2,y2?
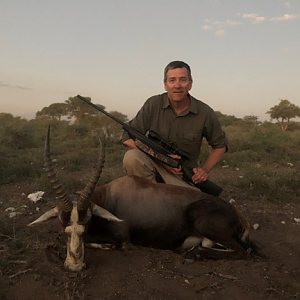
29,127,259,272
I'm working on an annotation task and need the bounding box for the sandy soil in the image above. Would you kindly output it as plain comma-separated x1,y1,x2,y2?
1,181,300,300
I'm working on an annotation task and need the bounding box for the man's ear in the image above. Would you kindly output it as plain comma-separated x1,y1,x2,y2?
188,79,193,91
163,80,167,91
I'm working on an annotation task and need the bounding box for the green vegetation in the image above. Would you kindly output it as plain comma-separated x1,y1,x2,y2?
198,114,300,202
266,99,300,131
0,99,299,203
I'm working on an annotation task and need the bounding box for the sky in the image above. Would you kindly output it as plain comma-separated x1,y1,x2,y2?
1,0,299,121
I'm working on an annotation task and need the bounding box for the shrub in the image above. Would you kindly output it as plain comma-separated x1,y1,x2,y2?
1,114,299,203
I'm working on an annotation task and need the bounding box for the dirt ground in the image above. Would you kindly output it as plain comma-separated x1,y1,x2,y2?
1,180,300,300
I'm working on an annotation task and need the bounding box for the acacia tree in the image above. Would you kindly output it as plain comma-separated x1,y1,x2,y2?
266,99,300,131
98,111,128,139
0,113,15,125
36,103,68,121
243,115,260,127
215,111,242,126
64,96,105,123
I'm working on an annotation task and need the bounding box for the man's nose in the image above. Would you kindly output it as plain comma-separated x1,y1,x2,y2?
174,80,181,88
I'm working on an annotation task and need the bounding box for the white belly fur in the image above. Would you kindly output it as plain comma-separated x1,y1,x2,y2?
181,236,217,249
181,236,203,249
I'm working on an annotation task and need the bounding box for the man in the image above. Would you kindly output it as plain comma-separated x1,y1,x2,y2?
122,61,227,189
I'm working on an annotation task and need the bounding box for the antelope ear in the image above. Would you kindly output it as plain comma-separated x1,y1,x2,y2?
92,204,123,222
28,207,59,226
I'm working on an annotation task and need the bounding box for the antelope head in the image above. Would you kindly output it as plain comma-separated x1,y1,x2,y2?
28,127,122,272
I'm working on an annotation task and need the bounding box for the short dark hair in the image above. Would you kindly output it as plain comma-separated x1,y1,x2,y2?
164,61,192,82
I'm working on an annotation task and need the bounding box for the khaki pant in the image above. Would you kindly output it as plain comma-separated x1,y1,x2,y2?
123,149,197,189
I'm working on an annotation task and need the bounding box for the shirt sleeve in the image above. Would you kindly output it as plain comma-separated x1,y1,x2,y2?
203,109,228,152
122,98,152,143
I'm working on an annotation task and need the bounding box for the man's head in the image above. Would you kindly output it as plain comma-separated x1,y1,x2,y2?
163,61,192,82
163,61,193,105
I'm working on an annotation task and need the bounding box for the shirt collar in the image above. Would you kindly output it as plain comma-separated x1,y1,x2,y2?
162,92,198,115
188,95,198,114
162,93,170,109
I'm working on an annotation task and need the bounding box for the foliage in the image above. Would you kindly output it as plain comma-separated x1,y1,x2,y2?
0,107,299,202
0,112,17,125
35,97,128,141
215,111,243,127
90,111,128,141
36,102,69,121
0,120,39,150
243,115,261,127
35,96,105,124
266,99,300,131
198,120,300,202
232,165,299,200
64,96,105,123
223,123,300,163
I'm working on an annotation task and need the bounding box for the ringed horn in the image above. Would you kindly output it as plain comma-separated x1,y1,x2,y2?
44,126,105,215
44,126,72,212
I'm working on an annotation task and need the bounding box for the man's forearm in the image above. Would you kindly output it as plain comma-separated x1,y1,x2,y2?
123,139,139,150
201,147,226,173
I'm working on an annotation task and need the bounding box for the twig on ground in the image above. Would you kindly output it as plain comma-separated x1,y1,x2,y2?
273,241,288,246
7,260,27,264
213,272,239,280
0,234,13,240
9,268,33,279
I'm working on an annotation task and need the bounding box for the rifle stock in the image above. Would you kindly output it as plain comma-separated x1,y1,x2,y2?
77,95,223,196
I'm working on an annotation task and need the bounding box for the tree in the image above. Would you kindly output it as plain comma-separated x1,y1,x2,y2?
215,111,242,127
64,96,105,123
243,115,260,127
87,110,128,140
36,103,68,121
0,113,15,125
266,99,300,131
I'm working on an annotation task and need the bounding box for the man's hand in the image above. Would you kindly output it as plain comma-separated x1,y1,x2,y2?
161,154,183,175
192,167,209,184
191,147,226,184
162,164,183,175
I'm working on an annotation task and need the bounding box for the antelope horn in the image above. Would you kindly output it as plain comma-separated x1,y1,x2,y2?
77,136,105,212
44,126,72,212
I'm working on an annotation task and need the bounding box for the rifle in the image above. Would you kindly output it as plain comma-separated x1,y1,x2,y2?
77,95,223,196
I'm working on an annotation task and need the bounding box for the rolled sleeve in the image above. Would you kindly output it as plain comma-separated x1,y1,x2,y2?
122,130,131,143
204,110,228,152
122,98,152,143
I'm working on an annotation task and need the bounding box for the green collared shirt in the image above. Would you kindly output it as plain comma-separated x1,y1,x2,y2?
122,92,228,169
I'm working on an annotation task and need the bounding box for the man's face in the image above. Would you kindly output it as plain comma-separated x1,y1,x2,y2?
164,68,193,103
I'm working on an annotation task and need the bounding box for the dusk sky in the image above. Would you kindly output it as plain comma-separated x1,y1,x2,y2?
1,0,299,121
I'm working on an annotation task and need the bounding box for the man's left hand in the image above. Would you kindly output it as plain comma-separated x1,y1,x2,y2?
192,167,209,184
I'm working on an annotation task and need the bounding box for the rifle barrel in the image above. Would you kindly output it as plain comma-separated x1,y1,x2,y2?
77,95,126,128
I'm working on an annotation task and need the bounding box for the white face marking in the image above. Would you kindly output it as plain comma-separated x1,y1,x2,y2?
65,207,85,237
64,205,87,271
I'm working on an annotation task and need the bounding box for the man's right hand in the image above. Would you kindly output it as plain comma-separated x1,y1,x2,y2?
161,163,183,175
160,154,183,175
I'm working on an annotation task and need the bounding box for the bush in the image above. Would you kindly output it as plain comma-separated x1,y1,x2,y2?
1,114,299,203
234,166,299,201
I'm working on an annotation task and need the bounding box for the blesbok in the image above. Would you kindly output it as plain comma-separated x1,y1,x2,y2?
29,127,258,272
